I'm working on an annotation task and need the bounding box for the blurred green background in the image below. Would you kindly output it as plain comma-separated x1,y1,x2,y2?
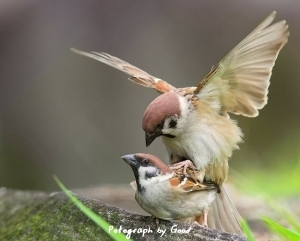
0,0,299,191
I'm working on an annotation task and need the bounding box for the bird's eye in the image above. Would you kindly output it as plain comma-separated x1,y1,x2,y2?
143,159,149,164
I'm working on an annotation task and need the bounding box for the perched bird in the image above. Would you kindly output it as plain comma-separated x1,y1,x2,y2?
71,11,289,233
121,153,218,226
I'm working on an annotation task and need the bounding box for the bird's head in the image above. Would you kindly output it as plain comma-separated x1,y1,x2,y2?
121,153,172,192
142,92,190,147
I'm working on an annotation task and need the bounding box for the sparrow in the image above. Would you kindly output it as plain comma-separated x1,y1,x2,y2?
121,153,218,226
71,11,289,183
71,11,289,233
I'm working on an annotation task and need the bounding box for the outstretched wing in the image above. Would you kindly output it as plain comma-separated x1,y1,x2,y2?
71,48,176,93
196,11,289,117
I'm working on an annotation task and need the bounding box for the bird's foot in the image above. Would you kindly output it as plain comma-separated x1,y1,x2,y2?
192,221,201,226
192,221,207,228
197,212,208,227
152,216,160,228
170,160,195,175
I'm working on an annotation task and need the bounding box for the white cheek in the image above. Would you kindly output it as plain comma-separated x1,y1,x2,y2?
161,96,191,136
175,96,192,132
138,166,158,179
178,95,190,117
139,170,173,187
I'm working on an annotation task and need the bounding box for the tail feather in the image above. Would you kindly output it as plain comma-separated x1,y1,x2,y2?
181,185,243,235
207,185,243,234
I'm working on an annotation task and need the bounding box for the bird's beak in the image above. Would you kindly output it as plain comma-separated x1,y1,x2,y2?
121,154,138,167
145,131,161,147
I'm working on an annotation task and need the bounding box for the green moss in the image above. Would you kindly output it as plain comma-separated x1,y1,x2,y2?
110,211,120,223
0,190,113,241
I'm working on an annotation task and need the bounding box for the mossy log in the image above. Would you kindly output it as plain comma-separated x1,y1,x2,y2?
0,188,246,241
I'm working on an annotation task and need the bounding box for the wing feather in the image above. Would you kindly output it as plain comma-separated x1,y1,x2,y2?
196,11,289,117
170,166,217,192
71,48,175,93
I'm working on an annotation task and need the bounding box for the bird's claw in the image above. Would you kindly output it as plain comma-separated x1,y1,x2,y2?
196,211,208,227
170,160,195,175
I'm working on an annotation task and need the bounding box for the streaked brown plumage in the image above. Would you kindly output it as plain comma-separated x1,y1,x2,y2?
122,153,217,225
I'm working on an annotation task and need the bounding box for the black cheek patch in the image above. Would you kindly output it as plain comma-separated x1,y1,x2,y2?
168,119,177,128
145,171,157,179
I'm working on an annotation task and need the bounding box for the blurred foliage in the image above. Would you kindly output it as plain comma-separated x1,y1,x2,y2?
263,217,300,241
242,217,300,241
241,220,256,241
55,176,130,241
232,140,300,240
232,136,300,198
